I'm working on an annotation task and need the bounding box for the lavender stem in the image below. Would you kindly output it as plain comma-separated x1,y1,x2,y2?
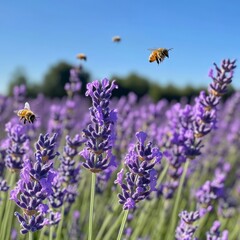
168,158,190,239
88,173,96,240
117,210,129,240
50,225,54,240
56,205,65,240
2,173,16,240
29,231,33,240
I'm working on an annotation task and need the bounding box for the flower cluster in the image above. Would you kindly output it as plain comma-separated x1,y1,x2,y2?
195,161,229,217
115,131,162,210
4,122,29,171
11,133,59,234
64,68,81,98
175,210,200,240
159,59,236,199
206,221,228,240
81,78,118,173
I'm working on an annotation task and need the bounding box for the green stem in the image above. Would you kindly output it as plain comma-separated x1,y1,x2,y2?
56,205,65,240
29,231,33,240
103,211,124,240
167,159,190,240
1,173,16,240
88,173,96,240
131,163,169,239
96,197,120,240
95,214,112,240
116,210,129,240
49,225,54,240
0,191,7,224
230,216,240,239
157,162,169,185
38,227,45,240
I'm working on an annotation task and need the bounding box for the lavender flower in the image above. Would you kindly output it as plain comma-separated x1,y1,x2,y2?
11,133,59,234
81,78,118,173
35,133,59,163
64,68,81,98
159,59,236,199
175,210,200,240
4,122,29,171
14,212,47,234
206,221,228,240
115,131,162,210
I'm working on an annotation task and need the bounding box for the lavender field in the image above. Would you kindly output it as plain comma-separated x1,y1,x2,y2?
0,59,239,240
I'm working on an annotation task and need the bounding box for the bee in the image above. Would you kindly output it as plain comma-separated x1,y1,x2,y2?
76,53,87,61
148,48,173,64
112,36,121,42
15,102,37,124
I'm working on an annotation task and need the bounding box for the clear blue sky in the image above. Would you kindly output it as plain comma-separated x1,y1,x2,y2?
1,0,240,94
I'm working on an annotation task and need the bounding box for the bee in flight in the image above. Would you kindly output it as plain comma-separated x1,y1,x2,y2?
15,102,37,124
76,53,87,61
112,36,121,43
148,48,173,64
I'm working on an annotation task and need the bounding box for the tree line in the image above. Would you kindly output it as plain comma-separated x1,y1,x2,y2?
8,61,235,102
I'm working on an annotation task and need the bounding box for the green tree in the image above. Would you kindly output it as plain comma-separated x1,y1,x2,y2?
41,62,91,98
113,73,150,99
42,61,73,98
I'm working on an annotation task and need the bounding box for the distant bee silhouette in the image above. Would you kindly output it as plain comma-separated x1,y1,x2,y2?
148,48,173,64
15,102,37,124
112,36,121,43
76,53,87,61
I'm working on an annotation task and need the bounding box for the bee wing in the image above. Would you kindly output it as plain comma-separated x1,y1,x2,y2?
148,48,158,51
24,102,31,110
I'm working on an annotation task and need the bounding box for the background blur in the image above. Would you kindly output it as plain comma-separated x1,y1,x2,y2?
1,0,240,100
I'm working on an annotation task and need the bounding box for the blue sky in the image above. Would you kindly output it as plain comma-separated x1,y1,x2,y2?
0,0,240,94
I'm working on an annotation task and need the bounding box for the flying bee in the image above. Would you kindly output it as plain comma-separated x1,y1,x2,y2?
112,36,121,42
15,102,37,124
76,53,87,61
148,48,173,64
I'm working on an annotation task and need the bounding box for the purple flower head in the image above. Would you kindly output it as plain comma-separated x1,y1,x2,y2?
11,179,49,215
35,133,59,163
179,210,200,224
38,204,49,214
206,221,229,240
114,169,124,185
14,212,47,234
116,132,162,210
81,78,118,173
175,210,199,240
45,210,61,226
0,177,9,191
4,122,29,171
136,131,147,145
66,134,86,149
65,68,81,97
123,198,135,210
48,174,67,208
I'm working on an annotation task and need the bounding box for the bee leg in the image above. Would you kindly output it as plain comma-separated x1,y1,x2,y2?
156,58,159,65
24,119,26,124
